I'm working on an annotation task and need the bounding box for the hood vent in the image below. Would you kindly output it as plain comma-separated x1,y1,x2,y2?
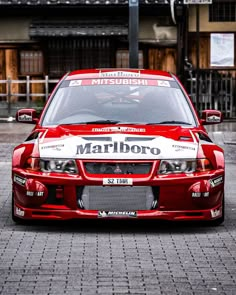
82,137,112,141
197,133,212,143
82,136,155,142
178,136,192,141
125,137,155,142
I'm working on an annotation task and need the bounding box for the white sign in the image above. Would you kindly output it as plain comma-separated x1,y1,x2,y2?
184,0,212,3
103,178,133,186
210,34,234,67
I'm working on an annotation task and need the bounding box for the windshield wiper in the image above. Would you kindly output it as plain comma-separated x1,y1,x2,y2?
116,122,144,125
82,120,121,124
58,120,120,125
147,121,192,126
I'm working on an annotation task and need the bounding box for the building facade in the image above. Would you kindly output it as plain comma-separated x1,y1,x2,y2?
0,0,235,117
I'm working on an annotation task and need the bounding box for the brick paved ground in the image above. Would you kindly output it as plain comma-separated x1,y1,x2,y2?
0,123,236,295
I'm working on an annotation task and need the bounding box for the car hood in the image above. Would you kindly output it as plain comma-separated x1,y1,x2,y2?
36,124,200,160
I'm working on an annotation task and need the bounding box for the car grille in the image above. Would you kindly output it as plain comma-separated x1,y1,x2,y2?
77,186,159,211
84,162,152,175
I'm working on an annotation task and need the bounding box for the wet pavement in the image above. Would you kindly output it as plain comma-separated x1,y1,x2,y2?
0,121,236,295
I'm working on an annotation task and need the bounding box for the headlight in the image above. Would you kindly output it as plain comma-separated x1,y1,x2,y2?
40,159,78,174
25,157,78,174
158,159,212,175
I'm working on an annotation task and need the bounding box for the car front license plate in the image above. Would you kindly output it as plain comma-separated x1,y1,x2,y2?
103,178,133,185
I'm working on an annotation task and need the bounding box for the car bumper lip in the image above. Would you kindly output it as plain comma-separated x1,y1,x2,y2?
13,202,223,221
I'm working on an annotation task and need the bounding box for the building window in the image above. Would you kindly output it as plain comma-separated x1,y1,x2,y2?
116,50,144,68
47,38,112,78
209,1,236,22
20,51,43,75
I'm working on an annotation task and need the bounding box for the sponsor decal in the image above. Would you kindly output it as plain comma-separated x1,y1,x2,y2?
157,80,170,87
98,211,137,218
92,127,146,132
192,192,209,198
41,143,64,151
18,114,32,122
172,144,196,151
192,192,201,198
76,141,161,156
39,134,198,160
14,175,26,186
26,191,44,197
99,71,140,78
15,207,25,217
91,79,148,85
69,78,173,87
206,115,221,123
203,192,210,197
103,178,133,185
209,176,223,188
69,80,82,86
211,208,221,218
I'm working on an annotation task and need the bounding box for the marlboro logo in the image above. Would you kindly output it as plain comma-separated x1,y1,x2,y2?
76,141,160,156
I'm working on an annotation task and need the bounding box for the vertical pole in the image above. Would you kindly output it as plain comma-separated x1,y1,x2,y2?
26,76,30,107
129,0,139,68
45,75,49,100
177,21,181,77
196,4,200,112
7,77,11,116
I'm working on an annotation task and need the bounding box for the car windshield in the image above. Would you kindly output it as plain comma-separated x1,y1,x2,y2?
41,79,196,126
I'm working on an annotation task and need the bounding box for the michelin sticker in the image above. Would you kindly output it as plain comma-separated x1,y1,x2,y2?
39,134,198,160
98,211,137,218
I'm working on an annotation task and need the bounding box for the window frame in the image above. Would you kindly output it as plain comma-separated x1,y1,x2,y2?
19,50,44,76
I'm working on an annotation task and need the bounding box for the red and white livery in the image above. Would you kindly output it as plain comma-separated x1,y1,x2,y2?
12,69,225,224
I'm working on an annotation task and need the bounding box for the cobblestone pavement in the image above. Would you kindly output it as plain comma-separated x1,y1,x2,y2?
0,123,236,295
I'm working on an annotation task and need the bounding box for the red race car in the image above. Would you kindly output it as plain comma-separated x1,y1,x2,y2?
12,69,225,225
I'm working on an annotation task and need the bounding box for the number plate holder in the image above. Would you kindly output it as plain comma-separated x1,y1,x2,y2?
103,178,133,185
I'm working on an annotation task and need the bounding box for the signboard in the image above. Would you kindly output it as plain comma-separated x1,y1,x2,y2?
210,34,234,67
184,0,212,3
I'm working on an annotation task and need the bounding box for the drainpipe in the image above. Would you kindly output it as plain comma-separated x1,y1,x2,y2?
196,4,200,112
129,0,139,68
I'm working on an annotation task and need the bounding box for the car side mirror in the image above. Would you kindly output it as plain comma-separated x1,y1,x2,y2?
16,109,39,124
201,110,223,125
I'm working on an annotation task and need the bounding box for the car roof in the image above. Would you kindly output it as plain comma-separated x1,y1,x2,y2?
65,68,175,81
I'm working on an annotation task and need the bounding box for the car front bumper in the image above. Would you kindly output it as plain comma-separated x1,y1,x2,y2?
12,168,224,222
13,201,223,221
